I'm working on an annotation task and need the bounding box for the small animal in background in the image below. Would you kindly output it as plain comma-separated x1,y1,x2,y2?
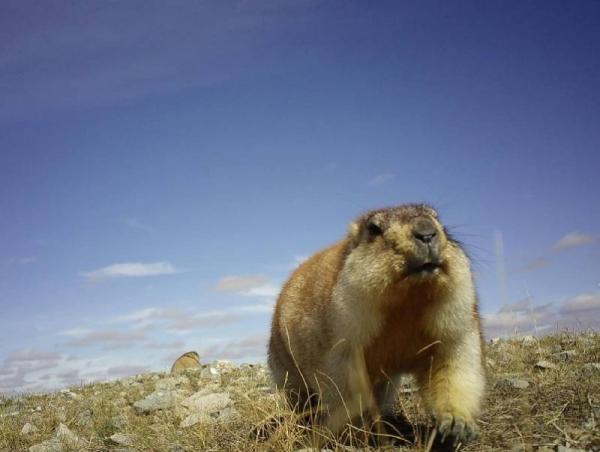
268,203,485,446
170,351,202,374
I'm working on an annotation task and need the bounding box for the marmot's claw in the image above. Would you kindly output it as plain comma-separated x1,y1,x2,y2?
437,413,454,442
436,413,478,446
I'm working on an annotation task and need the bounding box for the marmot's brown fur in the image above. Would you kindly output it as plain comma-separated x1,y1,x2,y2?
170,351,201,374
268,203,485,443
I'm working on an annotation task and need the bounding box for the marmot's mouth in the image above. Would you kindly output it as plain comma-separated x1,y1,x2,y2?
407,262,442,276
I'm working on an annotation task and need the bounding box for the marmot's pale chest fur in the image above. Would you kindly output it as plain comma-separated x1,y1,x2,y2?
268,204,485,443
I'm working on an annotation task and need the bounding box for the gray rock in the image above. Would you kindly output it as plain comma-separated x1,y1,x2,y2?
556,446,587,452
535,360,558,370
30,423,82,452
111,414,129,430
553,350,577,361
521,335,536,345
110,433,135,446
29,440,63,452
180,391,232,413
212,360,236,374
21,422,38,435
76,409,93,427
582,363,600,374
582,414,596,430
133,390,185,414
59,389,81,400
495,377,530,389
179,391,236,427
155,375,189,391
55,423,78,443
200,366,220,380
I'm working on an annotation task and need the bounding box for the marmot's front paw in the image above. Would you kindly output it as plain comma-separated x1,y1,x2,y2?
436,412,479,445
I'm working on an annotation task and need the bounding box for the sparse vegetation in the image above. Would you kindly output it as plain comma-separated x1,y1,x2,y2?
1,332,598,451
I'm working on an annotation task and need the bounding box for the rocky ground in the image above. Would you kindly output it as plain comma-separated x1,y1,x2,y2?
0,332,599,451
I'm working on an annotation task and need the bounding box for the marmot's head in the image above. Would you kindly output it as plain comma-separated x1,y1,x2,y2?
346,204,467,292
181,351,200,361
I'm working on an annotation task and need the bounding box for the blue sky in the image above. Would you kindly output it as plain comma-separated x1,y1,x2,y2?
1,0,599,393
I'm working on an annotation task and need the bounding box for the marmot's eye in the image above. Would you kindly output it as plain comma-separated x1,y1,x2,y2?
367,222,383,236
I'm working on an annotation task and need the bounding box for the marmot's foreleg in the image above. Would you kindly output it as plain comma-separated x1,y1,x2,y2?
416,331,484,444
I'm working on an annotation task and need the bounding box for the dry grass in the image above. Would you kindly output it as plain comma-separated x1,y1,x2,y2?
1,332,599,451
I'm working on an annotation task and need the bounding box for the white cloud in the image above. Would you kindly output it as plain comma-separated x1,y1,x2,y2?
65,330,146,348
113,305,270,333
215,274,281,300
552,232,595,251
215,275,267,293
82,261,179,280
199,334,269,361
106,365,149,378
369,173,395,186
560,293,600,315
58,328,93,337
240,283,280,298
497,296,534,313
483,292,600,338
0,349,64,394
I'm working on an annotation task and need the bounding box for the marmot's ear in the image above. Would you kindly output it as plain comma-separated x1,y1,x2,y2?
348,221,361,245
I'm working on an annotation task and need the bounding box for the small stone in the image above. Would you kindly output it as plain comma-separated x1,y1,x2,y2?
59,389,81,400
556,446,587,452
76,409,92,427
535,360,557,370
110,433,135,446
179,412,211,427
155,376,189,391
582,414,596,430
495,377,530,389
200,367,220,380
180,391,232,413
55,423,78,443
133,390,184,414
29,439,63,452
111,414,129,430
521,335,536,345
21,423,38,435
553,350,577,361
582,363,600,374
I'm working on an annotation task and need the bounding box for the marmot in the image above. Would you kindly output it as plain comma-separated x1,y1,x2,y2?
170,351,202,374
268,203,485,444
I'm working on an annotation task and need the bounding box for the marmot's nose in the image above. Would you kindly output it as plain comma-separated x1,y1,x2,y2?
412,218,438,244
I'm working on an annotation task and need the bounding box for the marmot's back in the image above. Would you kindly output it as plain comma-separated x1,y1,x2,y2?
268,240,348,402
